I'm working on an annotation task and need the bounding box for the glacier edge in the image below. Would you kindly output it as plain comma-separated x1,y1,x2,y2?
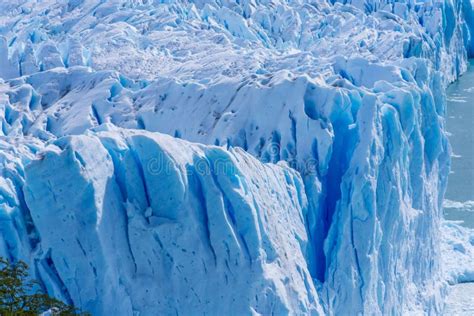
0,0,473,314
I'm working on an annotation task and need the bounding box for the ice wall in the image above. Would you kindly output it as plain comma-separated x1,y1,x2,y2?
22,129,323,315
0,0,473,314
442,221,474,284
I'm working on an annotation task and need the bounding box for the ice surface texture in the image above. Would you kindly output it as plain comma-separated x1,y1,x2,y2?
21,129,323,315
0,0,473,315
442,221,474,285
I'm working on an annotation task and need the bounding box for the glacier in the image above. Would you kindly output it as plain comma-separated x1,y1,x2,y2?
0,0,473,315
23,129,323,315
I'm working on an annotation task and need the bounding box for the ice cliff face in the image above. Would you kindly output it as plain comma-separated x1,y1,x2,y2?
22,129,322,315
0,0,473,315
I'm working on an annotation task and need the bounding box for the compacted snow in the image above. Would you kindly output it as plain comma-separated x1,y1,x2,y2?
0,0,473,315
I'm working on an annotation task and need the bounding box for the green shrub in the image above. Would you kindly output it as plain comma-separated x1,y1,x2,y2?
0,257,88,316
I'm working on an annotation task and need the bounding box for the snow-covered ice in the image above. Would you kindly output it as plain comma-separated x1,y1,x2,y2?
0,0,473,314
441,220,474,314
442,221,474,285
444,283,474,314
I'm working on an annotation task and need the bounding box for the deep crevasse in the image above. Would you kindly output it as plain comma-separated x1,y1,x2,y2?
0,0,473,315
